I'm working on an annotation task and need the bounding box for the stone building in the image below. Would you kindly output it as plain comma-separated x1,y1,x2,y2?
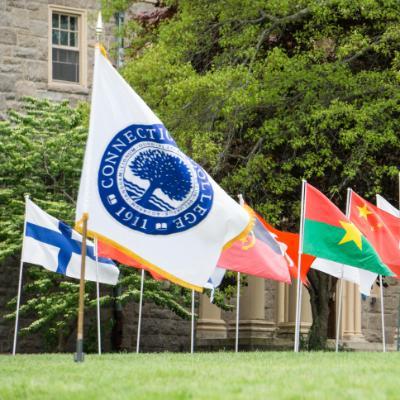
0,0,399,353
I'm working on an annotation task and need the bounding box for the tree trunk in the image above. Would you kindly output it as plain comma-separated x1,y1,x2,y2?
138,181,158,207
111,285,124,351
306,269,337,350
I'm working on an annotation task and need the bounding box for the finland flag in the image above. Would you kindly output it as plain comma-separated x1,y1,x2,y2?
22,198,119,285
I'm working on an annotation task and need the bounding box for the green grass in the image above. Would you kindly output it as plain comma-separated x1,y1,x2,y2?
0,352,399,399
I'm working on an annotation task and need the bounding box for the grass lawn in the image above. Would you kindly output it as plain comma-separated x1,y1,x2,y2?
0,352,399,399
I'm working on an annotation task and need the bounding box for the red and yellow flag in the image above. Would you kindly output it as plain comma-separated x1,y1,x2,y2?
349,190,400,277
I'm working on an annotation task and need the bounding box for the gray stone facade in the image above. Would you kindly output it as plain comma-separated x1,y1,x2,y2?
0,0,115,118
362,277,400,348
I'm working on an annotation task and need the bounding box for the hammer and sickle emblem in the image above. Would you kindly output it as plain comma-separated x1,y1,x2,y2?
240,231,256,250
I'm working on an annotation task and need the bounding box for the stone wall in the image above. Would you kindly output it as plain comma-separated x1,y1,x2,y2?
0,256,191,354
362,278,400,345
0,0,115,118
121,301,192,353
264,280,277,323
0,257,43,353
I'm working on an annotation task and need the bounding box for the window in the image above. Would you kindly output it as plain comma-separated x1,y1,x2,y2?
48,6,87,87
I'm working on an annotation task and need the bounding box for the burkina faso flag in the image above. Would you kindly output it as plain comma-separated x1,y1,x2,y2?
302,183,393,276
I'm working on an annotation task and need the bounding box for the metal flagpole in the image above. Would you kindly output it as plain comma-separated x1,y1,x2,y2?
235,272,240,353
334,187,352,352
234,193,246,353
74,213,89,362
294,179,306,352
335,272,344,352
94,238,101,355
190,289,195,354
136,268,145,353
379,275,386,352
12,194,29,356
398,172,400,351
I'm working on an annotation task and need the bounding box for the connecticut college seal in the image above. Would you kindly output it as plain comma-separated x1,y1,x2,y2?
98,124,214,235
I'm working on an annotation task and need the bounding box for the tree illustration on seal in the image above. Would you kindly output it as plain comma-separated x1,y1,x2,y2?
129,148,193,210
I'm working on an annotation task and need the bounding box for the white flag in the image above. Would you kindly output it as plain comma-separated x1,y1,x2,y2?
22,198,119,285
376,194,400,218
75,47,251,291
311,258,377,296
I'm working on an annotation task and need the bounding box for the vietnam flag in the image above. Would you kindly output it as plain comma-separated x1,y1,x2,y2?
349,190,400,277
217,209,291,283
303,183,393,276
264,222,314,283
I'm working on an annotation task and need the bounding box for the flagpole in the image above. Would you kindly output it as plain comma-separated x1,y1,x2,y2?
335,271,344,352
94,238,101,355
12,194,29,356
190,289,195,354
398,172,400,351
234,194,245,353
379,275,386,352
294,179,306,352
235,271,240,353
74,212,88,363
334,187,352,353
136,268,145,353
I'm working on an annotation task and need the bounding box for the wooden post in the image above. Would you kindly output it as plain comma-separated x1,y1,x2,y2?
74,212,88,362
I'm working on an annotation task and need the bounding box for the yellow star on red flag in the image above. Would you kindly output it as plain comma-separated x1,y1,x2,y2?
357,204,372,219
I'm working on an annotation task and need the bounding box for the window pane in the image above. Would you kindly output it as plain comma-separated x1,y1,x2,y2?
60,15,68,30
70,16,77,31
67,50,78,63
60,30,68,46
52,13,59,28
52,29,59,45
69,32,76,47
52,48,79,83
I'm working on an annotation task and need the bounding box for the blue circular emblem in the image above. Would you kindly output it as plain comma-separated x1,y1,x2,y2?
98,124,214,235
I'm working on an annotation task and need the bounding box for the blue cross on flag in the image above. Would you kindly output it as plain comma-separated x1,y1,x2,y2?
22,199,119,285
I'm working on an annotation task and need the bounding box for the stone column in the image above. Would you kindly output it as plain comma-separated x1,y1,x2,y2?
277,280,312,336
240,276,275,338
341,281,364,341
354,282,363,337
196,294,227,340
232,276,275,340
277,282,286,324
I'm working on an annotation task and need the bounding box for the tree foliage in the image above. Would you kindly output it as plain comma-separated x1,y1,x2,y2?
103,0,400,349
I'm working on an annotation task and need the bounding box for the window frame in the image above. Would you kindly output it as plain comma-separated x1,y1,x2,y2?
48,5,87,89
